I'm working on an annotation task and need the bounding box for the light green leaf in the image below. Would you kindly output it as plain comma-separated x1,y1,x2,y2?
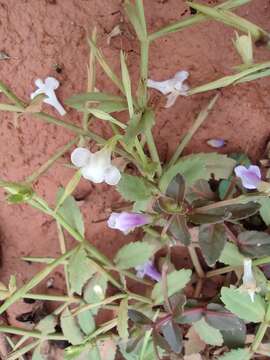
83,273,108,315
56,188,85,239
120,51,133,118
218,348,251,360
68,245,96,295
117,298,129,339
36,315,57,334
65,91,125,108
194,318,223,346
60,308,84,345
221,287,266,322
151,269,192,305
124,0,146,41
160,153,236,192
55,170,81,211
117,174,154,201
124,110,155,147
219,242,244,266
259,198,270,225
115,242,156,270
77,309,95,335
89,108,126,129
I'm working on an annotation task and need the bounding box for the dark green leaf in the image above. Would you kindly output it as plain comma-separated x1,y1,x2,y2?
166,174,186,204
169,215,191,246
238,230,270,257
223,202,261,221
128,309,152,325
221,327,246,349
259,198,270,225
186,179,216,204
205,304,245,332
160,320,183,354
175,307,203,324
219,242,245,266
117,174,154,201
218,178,236,200
230,152,251,166
199,223,227,266
189,210,231,225
166,293,186,317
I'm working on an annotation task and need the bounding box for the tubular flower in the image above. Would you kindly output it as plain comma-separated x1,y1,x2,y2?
240,258,259,302
71,147,121,185
135,260,161,282
107,212,151,234
234,165,261,190
31,77,66,116
206,138,226,148
147,70,189,108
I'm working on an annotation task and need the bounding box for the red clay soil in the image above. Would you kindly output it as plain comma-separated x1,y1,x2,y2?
0,0,269,346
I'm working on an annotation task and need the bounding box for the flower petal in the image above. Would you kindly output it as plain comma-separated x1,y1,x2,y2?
45,77,59,90
147,79,175,95
174,70,189,82
81,164,105,183
234,165,261,189
71,147,92,168
165,91,179,108
104,166,121,185
207,139,226,148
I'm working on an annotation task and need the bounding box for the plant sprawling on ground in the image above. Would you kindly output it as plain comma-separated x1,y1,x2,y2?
1,0,270,359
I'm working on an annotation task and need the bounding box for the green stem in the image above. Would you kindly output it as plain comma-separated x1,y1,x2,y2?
23,293,79,302
145,129,162,177
26,137,78,183
0,326,65,340
7,340,41,360
0,246,78,315
139,40,149,107
73,294,126,316
167,94,219,168
251,302,270,352
57,223,72,296
0,80,26,108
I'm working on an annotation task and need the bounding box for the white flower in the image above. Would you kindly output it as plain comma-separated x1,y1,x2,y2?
147,70,189,108
71,147,121,185
240,258,259,302
30,77,66,116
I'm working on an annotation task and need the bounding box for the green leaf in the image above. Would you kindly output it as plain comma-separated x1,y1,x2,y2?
56,188,85,238
117,174,154,201
124,0,146,41
259,198,270,225
117,298,129,339
189,211,231,225
128,309,152,325
115,242,156,269
83,273,108,315
218,178,236,200
120,51,133,118
218,348,251,360
238,231,270,257
36,315,57,334
194,318,223,346
205,304,245,332
68,245,96,295
88,108,126,129
160,153,235,192
187,2,265,41
151,269,192,305
55,170,82,211
199,224,227,266
186,179,215,204
221,287,266,322
77,309,95,335
168,215,191,246
60,308,84,345
65,91,126,108
160,320,183,354
219,242,244,266
124,110,155,147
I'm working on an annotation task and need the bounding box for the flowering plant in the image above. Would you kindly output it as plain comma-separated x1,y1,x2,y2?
0,1,270,359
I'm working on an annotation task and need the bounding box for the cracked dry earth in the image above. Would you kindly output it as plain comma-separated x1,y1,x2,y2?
0,0,269,358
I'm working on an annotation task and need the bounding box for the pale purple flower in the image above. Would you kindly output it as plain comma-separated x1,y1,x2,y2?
107,212,151,234
147,70,189,108
31,77,66,116
136,260,161,282
206,138,226,148
234,165,261,190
